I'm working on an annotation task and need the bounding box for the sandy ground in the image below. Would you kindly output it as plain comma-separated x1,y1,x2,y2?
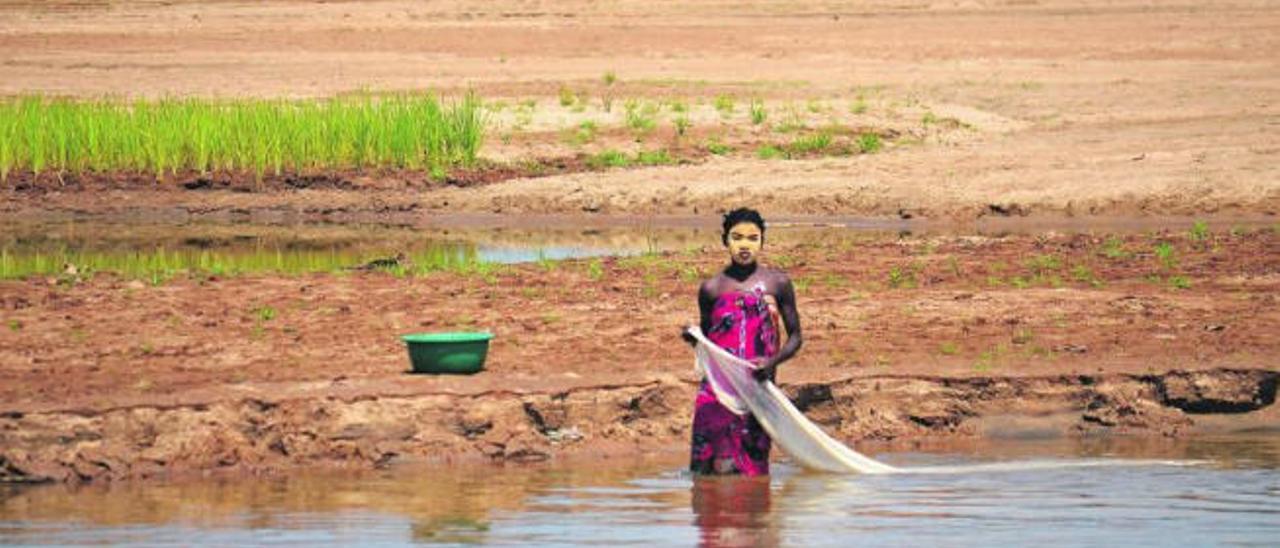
1,0,1278,219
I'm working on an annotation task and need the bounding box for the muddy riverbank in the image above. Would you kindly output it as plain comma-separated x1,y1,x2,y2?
2,227,1276,483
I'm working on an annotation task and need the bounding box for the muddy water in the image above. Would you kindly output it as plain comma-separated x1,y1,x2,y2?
4,216,1266,273
0,220,713,269
1,435,1277,546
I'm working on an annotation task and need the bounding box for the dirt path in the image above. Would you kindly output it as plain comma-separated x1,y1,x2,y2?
2,229,1276,482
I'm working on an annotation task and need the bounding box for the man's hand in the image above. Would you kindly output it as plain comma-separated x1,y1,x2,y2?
751,358,777,382
680,325,697,348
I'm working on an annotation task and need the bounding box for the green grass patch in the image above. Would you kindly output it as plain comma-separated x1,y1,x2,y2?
786,132,833,157
756,145,784,160
635,149,674,166
567,120,598,145
623,99,658,138
887,265,917,289
0,244,490,280
1099,236,1130,259
1188,220,1210,243
1154,242,1178,270
0,93,485,182
1025,254,1061,275
585,258,605,281
588,149,631,169
749,99,767,125
1071,264,1103,287
714,94,735,117
673,116,691,137
706,141,731,155
856,133,882,153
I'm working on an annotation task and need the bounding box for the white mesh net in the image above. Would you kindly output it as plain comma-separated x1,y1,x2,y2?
688,327,898,475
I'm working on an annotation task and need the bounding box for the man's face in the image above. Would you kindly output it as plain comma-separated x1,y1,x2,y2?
726,222,763,266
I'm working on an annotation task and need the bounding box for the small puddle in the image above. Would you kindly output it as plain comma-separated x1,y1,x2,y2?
1,434,1276,545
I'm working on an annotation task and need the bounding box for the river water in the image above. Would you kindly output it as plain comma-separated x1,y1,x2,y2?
2,434,1276,546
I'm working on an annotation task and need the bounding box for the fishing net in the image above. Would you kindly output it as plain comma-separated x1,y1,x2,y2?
688,327,898,475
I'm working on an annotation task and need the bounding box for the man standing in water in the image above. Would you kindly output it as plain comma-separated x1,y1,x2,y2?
685,208,803,476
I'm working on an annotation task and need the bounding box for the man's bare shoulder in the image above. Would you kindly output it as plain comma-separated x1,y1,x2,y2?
699,273,725,295
760,266,793,286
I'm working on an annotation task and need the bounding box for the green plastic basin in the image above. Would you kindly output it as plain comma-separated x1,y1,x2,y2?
402,332,493,374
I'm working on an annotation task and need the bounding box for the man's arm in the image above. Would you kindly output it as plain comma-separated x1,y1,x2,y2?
683,279,717,346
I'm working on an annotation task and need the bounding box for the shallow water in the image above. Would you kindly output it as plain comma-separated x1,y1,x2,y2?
4,216,1272,278
2,434,1277,546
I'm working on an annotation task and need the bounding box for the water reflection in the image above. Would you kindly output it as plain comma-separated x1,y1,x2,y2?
691,476,778,547
2,431,1279,545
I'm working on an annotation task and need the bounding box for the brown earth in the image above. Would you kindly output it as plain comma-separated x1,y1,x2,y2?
1,228,1277,483
1,0,1279,220
2,0,1279,484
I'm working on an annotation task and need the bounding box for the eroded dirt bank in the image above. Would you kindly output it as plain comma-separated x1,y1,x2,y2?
1,228,1277,483
2,369,1276,484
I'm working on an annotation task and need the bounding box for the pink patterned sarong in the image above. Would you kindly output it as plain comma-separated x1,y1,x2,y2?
689,287,779,476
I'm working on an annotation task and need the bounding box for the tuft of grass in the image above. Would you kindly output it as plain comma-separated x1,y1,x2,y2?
0,93,486,183
1168,275,1192,290
706,141,731,155
253,305,276,322
774,110,807,133
713,94,735,117
756,145,784,160
856,133,882,153
1071,264,1103,287
1100,236,1130,259
7,319,21,331
973,345,1005,371
679,265,702,284
536,252,559,272
558,86,576,107
1154,242,1177,270
1025,254,1061,275
786,132,833,157
601,71,618,112
887,265,917,289
588,149,631,169
569,120,598,145
1188,220,1210,243
749,99,767,125
938,342,959,356
673,116,691,138
623,100,658,138
586,258,605,281
850,99,868,115
635,149,674,166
